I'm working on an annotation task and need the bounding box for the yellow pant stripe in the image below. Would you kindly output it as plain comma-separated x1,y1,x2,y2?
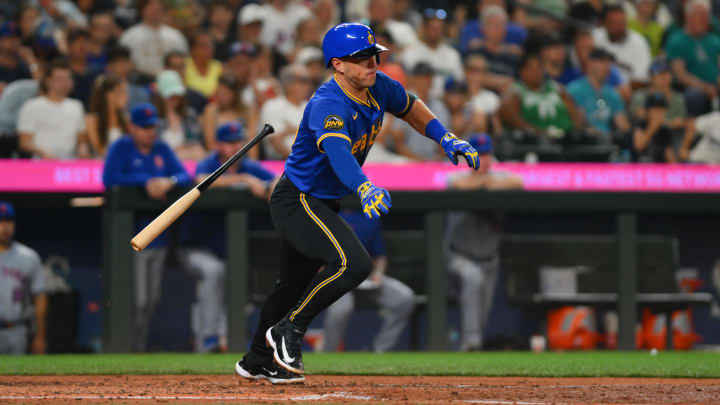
289,193,347,321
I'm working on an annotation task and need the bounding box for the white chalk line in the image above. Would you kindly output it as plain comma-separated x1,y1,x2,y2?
0,392,373,401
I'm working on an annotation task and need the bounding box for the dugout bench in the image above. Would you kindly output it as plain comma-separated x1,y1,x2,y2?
502,235,713,350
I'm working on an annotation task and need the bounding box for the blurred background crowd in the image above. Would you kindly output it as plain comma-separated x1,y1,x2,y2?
2,0,720,164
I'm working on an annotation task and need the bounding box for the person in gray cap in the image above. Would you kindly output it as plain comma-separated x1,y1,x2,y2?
632,91,676,162
0,201,49,354
630,58,687,131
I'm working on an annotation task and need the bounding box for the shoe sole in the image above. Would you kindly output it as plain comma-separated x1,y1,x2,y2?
234,361,305,385
265,327,305,375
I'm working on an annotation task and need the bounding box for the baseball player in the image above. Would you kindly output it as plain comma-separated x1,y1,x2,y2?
102,102,191,352
322,210,415,353
0,201,49,355
182,121,277,352
235,23,479,384
445,134,523,351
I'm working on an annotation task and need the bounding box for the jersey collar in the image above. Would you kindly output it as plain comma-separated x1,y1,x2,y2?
333,74,380,110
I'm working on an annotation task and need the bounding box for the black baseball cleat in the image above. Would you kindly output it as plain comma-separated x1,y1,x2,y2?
265,320,305,374
235,358,305,384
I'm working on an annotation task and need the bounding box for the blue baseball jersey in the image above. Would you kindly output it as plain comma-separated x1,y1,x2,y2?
339,211,386,258
196,151,275,182
284,71,412,199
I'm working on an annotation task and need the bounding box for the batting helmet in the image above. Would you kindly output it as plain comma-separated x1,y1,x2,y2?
322,23,388,68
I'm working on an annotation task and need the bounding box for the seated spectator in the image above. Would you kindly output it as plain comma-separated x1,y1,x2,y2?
289,16,322,63
323,210,415,353
399,8,464,98
459,0,527,55
568,0,604,26
464,54,502,135
367,0,418,49
630,58,687,131
259,0,311,57
119,0,188,78
237,3,265,45
154,70,205,160
627,0,665,56
86,9,118,72
35,0,88,30
206,0,236,62
0,22,37,94
560,29,631,102
386,63,447,161
392,0,423,29
105,46,151,109
18,59,85,159
102,102,191,352
466,5,521,94
294,46,327,90
443,79,478,138
202,75,258,154
593,4,651,83
247,44,282,108
666,0,720,116
181,121,277,352
86,74,129,156
568,48,630,138
225,42,259,107
184,31,223,98
371,24,406,86
682,111,720,163
0,79,39,157
632,91,676,162
17,6,40,48
66,28,101,109
445,133,523,351
501,53,580,139
259,65,312,160
164,51,207,114
312,0,340,34
539,32,568,83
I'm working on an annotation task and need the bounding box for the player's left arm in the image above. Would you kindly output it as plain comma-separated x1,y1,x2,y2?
377,72,479,170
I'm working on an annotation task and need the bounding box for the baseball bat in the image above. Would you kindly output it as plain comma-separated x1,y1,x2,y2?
130,124,275,251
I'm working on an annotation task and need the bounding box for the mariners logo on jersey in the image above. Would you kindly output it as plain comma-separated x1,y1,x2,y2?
284,71,413,199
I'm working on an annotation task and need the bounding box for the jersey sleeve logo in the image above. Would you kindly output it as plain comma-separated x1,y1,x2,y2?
323,115,345,130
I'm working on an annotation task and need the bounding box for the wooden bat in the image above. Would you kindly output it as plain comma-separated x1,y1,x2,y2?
130,124,275,251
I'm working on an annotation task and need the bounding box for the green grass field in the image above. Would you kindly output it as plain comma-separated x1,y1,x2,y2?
1,352,719,378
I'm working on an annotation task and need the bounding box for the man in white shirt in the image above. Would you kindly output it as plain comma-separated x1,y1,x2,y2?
400,8,464,98
17,60,85,159
367,0,418,49
685,112,720,163
119,0,189,77
592,4,651,83
259,0,311,57
260,65,312,159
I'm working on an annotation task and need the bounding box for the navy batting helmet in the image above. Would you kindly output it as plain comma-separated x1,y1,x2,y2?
322,23,388,68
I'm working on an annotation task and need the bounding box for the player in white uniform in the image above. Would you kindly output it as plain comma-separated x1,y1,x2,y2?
444,134,523,351
0,201,49,354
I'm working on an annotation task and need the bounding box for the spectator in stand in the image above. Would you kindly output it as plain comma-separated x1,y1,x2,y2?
102,102,191,352
464,55,502,136
17,7,40,48
119,0,188,78
367,0,418,49
392,0,423,29
627,0,665,56
568,48,630,138
682,110,720,163
207,0,237,62
539,32,568,83
386,63,447,161
592,4,652,83
184,31,223,98
34,0,88,30
289,16,322,64
667,0,720,116
154,70,205,160
248,44,281,108
164,50,207,114
294,46,327,90
259,0,311,57
18,59,86,159
568,0,604,26
630,58,687,132
466,6,521,94
225,41,259,108
0,22,40,95
444,79,478,138
400,8,464,98
86,9,118,71
259,64,312,160
459,0,528,55
312,0,340,34
201,75,258,154
237,4,265,45
561,29,631,102
66,29,101,109
632,91,677,162
501,53,580,140
105,46,151,109
0,78,40,157
86,74,129,156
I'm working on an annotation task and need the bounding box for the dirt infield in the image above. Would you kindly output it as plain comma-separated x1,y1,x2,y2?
1,375,720,404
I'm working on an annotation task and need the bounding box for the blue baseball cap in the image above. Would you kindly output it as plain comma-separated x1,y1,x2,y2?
130,103,158,128
0,202,15,220
469,133,493,155
216,121,245,143
649,58,670,76
0,21,20,38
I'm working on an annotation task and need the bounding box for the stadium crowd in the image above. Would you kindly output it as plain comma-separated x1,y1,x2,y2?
1,0,720,164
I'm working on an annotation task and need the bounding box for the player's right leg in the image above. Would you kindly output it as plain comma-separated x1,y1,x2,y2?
372,276,415,352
